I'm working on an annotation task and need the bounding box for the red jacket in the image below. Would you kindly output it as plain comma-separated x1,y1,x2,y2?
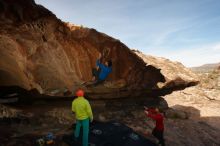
146,109,164,131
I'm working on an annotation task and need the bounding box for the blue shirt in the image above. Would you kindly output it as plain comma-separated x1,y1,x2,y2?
96,59,112,80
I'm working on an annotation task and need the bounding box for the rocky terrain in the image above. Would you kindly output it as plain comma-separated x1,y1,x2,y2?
134,50,199,89
1,57,219,146
1,84,220,146
163,66,220,145
133,52,220,145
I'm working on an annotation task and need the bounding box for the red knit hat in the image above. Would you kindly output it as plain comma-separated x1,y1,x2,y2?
76,89,84,97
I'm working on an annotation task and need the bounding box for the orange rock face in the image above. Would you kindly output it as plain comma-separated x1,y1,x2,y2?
0,0,197,98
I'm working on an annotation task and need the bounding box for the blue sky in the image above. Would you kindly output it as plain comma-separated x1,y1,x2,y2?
35,0,220,67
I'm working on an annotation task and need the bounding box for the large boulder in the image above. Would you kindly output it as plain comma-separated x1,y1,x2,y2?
134,50,199,89
0,0,198,99
165,108,188,119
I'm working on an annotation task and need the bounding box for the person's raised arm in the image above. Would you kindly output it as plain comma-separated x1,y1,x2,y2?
145,110,159,120
96,52,102,67
96,59,106,70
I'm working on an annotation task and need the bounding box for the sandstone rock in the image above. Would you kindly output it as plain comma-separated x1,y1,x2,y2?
164,83,220,129
198,70,220,89
0,104,21,118
0,0,199,99
134,50,199,89
165,108,188,119
45,108,74,125
0,0,167,99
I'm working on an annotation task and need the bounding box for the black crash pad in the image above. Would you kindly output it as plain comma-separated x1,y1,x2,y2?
63,121,156,146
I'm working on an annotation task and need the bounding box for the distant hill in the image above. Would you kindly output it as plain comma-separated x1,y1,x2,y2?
191,62,220,73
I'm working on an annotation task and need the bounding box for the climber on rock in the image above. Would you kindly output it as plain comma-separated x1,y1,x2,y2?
91,52,112,86
72,89,93,146
144,107,165,146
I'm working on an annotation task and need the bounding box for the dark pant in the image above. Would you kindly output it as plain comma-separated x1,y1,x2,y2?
152,128,165,146
92,68,104,86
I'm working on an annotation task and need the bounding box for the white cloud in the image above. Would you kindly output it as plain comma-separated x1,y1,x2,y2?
144,42,220,67
213,44,220,51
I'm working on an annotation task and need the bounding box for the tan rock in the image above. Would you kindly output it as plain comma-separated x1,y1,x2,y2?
165,108,188,119
134,50,199,89
0,0,199,99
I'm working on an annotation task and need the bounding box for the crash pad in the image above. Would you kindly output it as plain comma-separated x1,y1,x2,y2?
63,121,156,146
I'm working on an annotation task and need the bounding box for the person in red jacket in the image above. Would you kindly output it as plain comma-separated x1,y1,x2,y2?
144,107,165,146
